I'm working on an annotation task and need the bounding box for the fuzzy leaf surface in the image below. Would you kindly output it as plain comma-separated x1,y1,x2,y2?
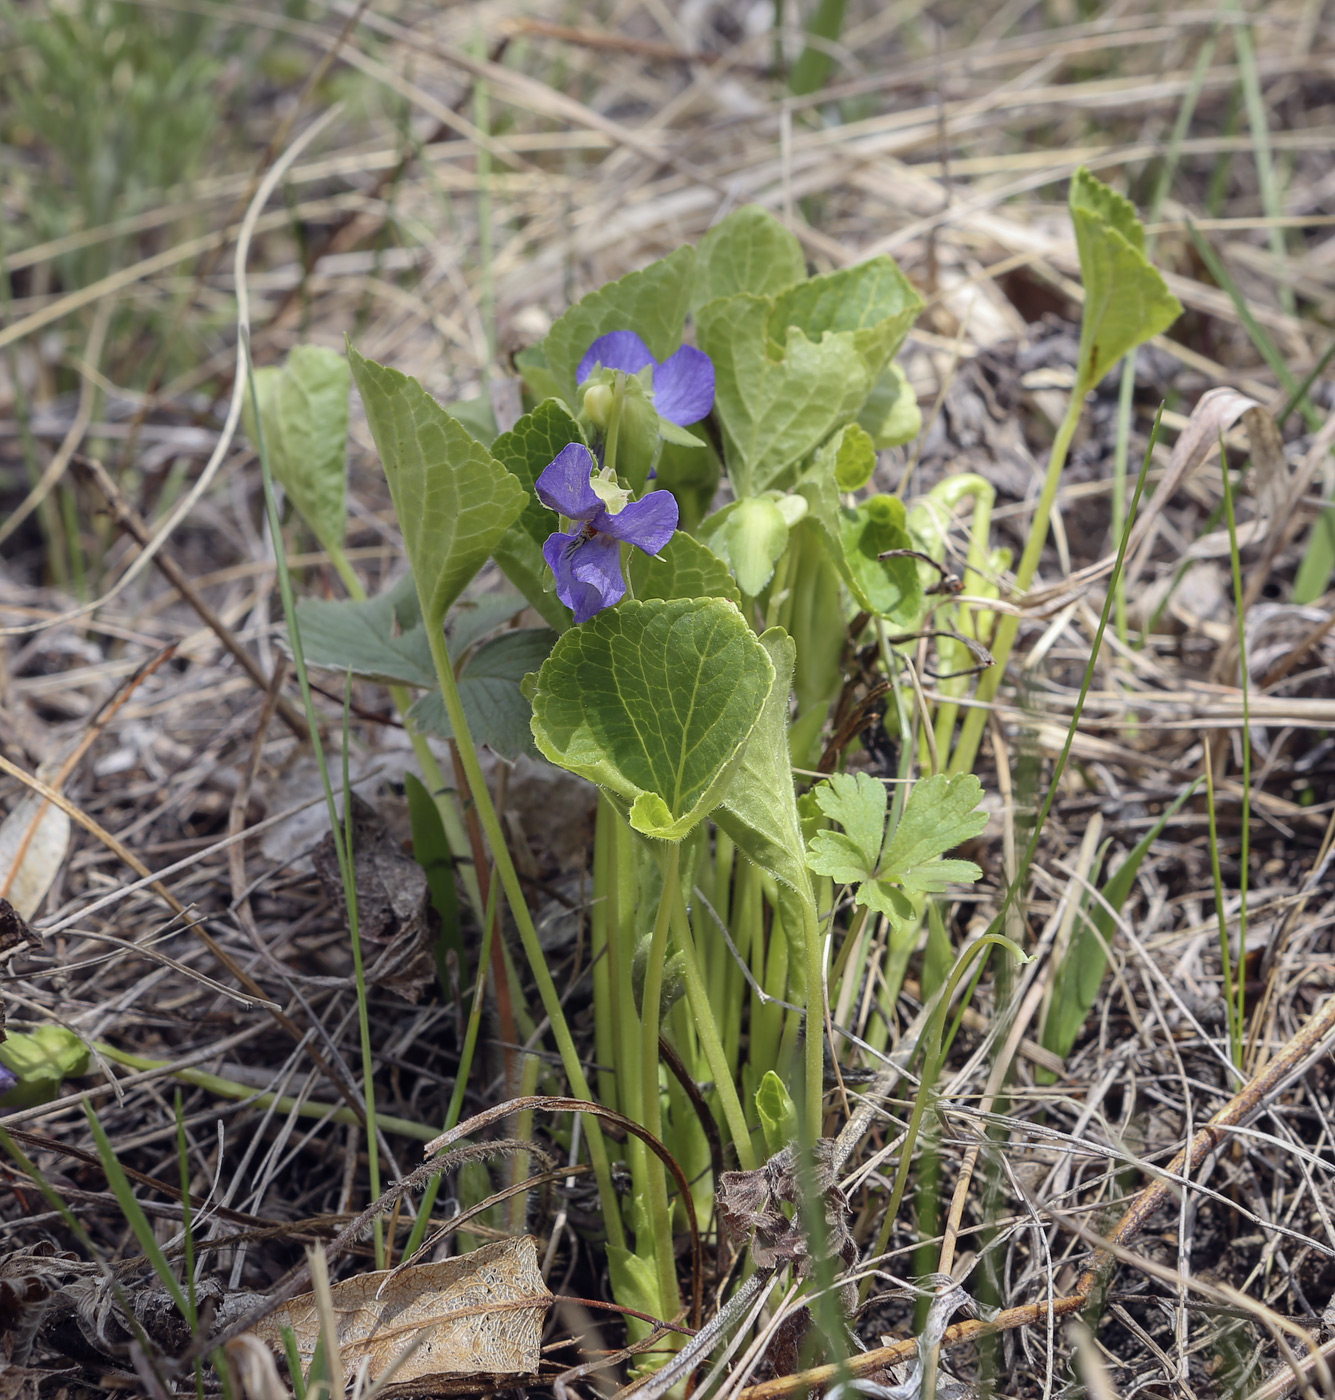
714,629,811,900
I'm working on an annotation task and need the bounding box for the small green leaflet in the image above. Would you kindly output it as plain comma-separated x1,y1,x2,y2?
699,494,807,597
529,598,773,841
857,362,921,449
243,344,350,557
690,205,807,311
348,346,526,630
1069,167,1182,393
543,245,696,404
805,771,986,924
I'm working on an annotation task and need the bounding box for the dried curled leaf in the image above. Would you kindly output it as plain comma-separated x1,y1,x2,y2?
251,1236,552,1397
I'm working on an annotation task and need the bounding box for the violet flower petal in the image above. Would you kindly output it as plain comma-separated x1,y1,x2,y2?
651,345,715,425
535,442,602,520
545,529,626,623
0,1063,16,1096
578,330,654,385
597,489,679,555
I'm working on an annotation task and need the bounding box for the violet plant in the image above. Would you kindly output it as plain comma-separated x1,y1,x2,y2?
246,176,1179,1360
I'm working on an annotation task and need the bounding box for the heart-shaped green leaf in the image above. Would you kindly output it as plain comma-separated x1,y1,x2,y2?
529,598,773,841
490,398,587,630
628,530,740,605
690,205,807,310
772,256,922,381
349,346,527,631
543,245,696,403
697,293,869,497
243,344,350,556
1070,167,1182,392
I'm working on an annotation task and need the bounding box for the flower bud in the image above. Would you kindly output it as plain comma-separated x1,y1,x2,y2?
582,382,614,429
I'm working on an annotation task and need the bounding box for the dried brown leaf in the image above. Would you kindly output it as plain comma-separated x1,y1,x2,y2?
0,796,70,923
251,1236,552,1397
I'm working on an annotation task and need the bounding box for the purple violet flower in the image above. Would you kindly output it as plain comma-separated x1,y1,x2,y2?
0,1062,16,1096
578,331,715,426
537,443,678,624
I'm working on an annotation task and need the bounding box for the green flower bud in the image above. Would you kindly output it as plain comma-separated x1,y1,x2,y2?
583,382,614,429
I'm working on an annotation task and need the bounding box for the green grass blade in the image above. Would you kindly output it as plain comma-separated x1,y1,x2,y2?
83,1099,192,1322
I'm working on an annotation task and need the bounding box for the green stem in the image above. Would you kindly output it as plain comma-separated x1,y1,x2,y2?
641,843,684,1320
95,1043,436,1141
421,617,625,1251
669,887,757,1171
949,389,1084,776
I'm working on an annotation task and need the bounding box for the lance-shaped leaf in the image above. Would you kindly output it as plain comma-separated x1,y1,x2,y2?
529,598,773,841
243,344,351,556
490,399,586,630
773,256,922,381
1070,167,1182,392
697,292,868,497
690,205,807,310
349,346,527,630
543,246,696,403
714,629,812,901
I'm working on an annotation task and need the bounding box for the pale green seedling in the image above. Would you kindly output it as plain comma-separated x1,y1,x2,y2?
951,169,1182,776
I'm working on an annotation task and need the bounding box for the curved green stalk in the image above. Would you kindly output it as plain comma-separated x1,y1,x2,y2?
949,390,1084,777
